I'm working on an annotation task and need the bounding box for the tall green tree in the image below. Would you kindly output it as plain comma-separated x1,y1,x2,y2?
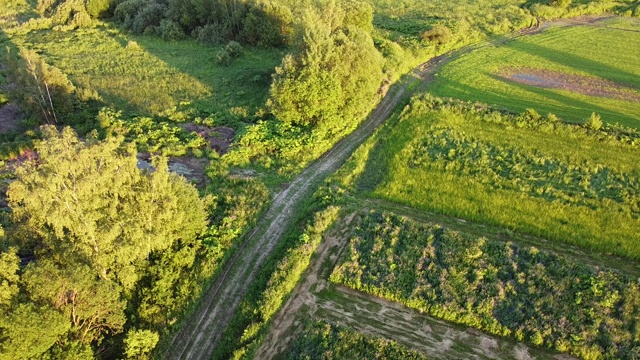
8,126,209,289
268,0,384,132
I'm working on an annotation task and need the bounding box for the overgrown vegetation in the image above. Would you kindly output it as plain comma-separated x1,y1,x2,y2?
332,211,640,359
214,206,341,359
282,320,429,359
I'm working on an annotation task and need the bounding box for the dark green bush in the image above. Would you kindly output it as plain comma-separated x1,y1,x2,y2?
157,19,185,40
131,2,166,34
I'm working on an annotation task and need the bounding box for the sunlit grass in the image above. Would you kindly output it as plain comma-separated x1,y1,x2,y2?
429,18,640,128
348,97,640,260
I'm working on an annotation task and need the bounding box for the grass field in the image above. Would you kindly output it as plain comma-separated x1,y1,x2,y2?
429,18,640,128
5,25,282,121
331,95,640,260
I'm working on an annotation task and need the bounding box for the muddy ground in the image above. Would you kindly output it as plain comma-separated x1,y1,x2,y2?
501,68,640,102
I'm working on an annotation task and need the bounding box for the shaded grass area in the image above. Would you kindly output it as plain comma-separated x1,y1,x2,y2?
429,19,640,128
6,23,281,123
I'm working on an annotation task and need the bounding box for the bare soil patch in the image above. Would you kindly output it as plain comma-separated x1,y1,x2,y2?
182,123,235,154
0,104,23,133
500,68,640,102
136,153,209,187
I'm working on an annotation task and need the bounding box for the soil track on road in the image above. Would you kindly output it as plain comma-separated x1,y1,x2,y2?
166,16,615,360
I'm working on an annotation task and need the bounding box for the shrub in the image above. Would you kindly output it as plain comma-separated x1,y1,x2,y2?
193,24,226,44
85,0,112,18
157,19,185,40
585,112,602,131
131,2,166,34
113,0,148,28
421,24,453,45
224,40,242,57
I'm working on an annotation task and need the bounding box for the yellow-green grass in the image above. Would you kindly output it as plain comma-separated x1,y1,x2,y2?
350,97,640,260
6,23,282,120
429,18,640,128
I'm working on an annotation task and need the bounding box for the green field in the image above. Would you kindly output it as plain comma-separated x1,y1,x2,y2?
5,25,281,120
332,95,640,260
429,18,640,128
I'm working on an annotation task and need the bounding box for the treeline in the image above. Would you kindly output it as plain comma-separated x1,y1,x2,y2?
283,320,429,359
0,127,269,358
331,211,640,359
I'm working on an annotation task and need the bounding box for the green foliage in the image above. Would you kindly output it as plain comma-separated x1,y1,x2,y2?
36,0,102,27
240,1,293,47
124,329,159,359
284,320,429,359
585,112,603,131
332,211,640,359
216,40,243,65
268,1,384,129
157,19,186,41
22,260,126,344
0,303,71,359
8,126,208,286
130,2,166,35
421,24,452,45
0,246,19,308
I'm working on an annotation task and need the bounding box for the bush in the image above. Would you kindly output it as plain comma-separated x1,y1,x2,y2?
157,19,185,40
421,24,453,45
193,24,226,44
113,0,148,28
131,2,166,34
585,112,602,131
86,0,112,18
224,40,242,57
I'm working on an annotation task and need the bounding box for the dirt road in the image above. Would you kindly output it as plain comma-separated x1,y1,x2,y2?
165,49,444,360
166,16,613,360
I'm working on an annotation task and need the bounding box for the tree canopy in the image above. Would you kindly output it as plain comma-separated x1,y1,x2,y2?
268,0,384,131
0,126,209,357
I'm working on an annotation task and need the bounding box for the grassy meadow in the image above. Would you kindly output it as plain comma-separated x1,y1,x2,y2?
429,18,640,128
4,25,282,120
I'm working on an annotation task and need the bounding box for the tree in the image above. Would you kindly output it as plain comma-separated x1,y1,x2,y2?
8,126,209,289
124,329,159,359
268,0,384,132
0,303,70,360
0,245,19,309
22,260,126,345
